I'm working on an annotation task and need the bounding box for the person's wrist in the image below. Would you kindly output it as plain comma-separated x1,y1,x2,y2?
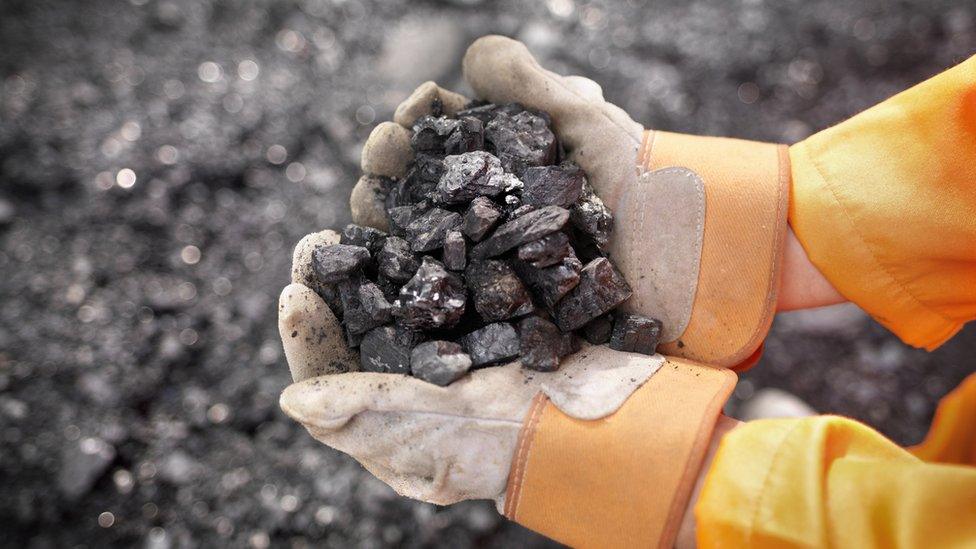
674,414,742,549
777,226,846,311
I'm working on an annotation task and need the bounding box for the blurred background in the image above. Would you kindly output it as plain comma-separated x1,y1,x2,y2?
1,0,974,546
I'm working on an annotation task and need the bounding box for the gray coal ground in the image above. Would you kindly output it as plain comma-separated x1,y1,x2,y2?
2,0,975,546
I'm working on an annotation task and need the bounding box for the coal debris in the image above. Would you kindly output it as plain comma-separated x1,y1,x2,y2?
305,102,658,384
609,314,663,356
518,231,572,268
410,341,472,386
312,244,371,283
465,260,535,322
460,322,520,368
393,257,467,330
461,197,502,241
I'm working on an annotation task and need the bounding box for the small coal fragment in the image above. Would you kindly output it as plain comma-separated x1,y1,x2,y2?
581,315,614,345
399,155,445,204
377,236,421,282
444,116,485,155
340,224,388,256
485,110,557,176
338,280,384,336
508,205,536,219
517,316,567,372
410,341,472,386
609,315,663,356
454,102,500,123
360,326,412,374
522,163,585,208
394,257,466,330
359,282,394,324
405,208,462,252
461,196,502,242
434,151,506,204
388,204,430,238
465,260,535,322
512,254,582,309
460,322,520,368
312,244,371,283
554,258,633,331
411,115,461,154
518,232,572,268
375,275,402,302
442,230,466,271
470,205,570,259
571,182,614,251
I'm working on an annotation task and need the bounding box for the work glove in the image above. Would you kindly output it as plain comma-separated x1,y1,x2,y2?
279,263,734,548
351,36,791,369
278,37,749,546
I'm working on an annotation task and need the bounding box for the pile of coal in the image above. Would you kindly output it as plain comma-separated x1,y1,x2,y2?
307,102,663,385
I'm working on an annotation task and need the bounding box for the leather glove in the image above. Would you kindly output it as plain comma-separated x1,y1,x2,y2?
351,36,792,368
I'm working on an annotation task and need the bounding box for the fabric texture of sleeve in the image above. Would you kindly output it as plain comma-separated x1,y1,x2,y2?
695,373,976,548
789,55,976,350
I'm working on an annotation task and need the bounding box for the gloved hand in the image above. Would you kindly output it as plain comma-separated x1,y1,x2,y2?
351,36,791,369
279,268,734,547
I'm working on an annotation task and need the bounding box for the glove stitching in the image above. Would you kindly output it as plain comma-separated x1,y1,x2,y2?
507,393,548,519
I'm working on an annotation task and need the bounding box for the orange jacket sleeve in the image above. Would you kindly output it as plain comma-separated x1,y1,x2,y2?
696,373,976,548
789,55,976,350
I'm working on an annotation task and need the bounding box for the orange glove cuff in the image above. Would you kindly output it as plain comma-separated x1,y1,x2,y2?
503,357,736,548
641,131,791,369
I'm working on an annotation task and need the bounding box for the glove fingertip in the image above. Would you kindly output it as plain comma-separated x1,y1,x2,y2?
350,175,391,232
361,121,413,179
279,283,359,382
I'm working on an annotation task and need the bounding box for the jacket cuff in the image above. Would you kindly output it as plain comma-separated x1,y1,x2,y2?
503,357,736,548
789,140,962,350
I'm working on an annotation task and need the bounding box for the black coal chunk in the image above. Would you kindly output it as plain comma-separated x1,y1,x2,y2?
518,232,572,268
444,116,485,155
570,182,614,251
397,155,445,204
554,258,633,331
512,254,582,309
405,208,461,252
518,316,572,372
312,244,371,283
411,115,461,154
460,322,520,368
338,280,385,336
522,163,585,208
470,205,570,259
359,282,394,324
581,315,614,345
340,224,388,256
485,110,557,176
465,260,535,322
410,341,472,386
387,203,430,238
360,326,413,374
434,151,506,205
455,102,500,123
609,314,662,356
442,230,466,270
377,236,420,282
394,257,466,330
461,196,502,242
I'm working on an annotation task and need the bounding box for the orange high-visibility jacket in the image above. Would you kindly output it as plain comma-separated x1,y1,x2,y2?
697,55,976,547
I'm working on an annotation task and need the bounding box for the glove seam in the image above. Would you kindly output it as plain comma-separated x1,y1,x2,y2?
505,392,549,519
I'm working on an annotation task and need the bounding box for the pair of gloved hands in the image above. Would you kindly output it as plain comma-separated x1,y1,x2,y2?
279,35,792,545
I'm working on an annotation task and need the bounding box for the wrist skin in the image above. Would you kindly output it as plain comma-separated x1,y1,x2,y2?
777,226,846,311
